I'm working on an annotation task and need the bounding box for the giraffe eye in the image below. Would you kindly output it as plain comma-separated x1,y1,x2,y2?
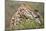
35,15,40,18
35,17,38,18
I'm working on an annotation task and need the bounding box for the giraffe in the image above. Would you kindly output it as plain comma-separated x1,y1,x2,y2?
9,4,42,29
